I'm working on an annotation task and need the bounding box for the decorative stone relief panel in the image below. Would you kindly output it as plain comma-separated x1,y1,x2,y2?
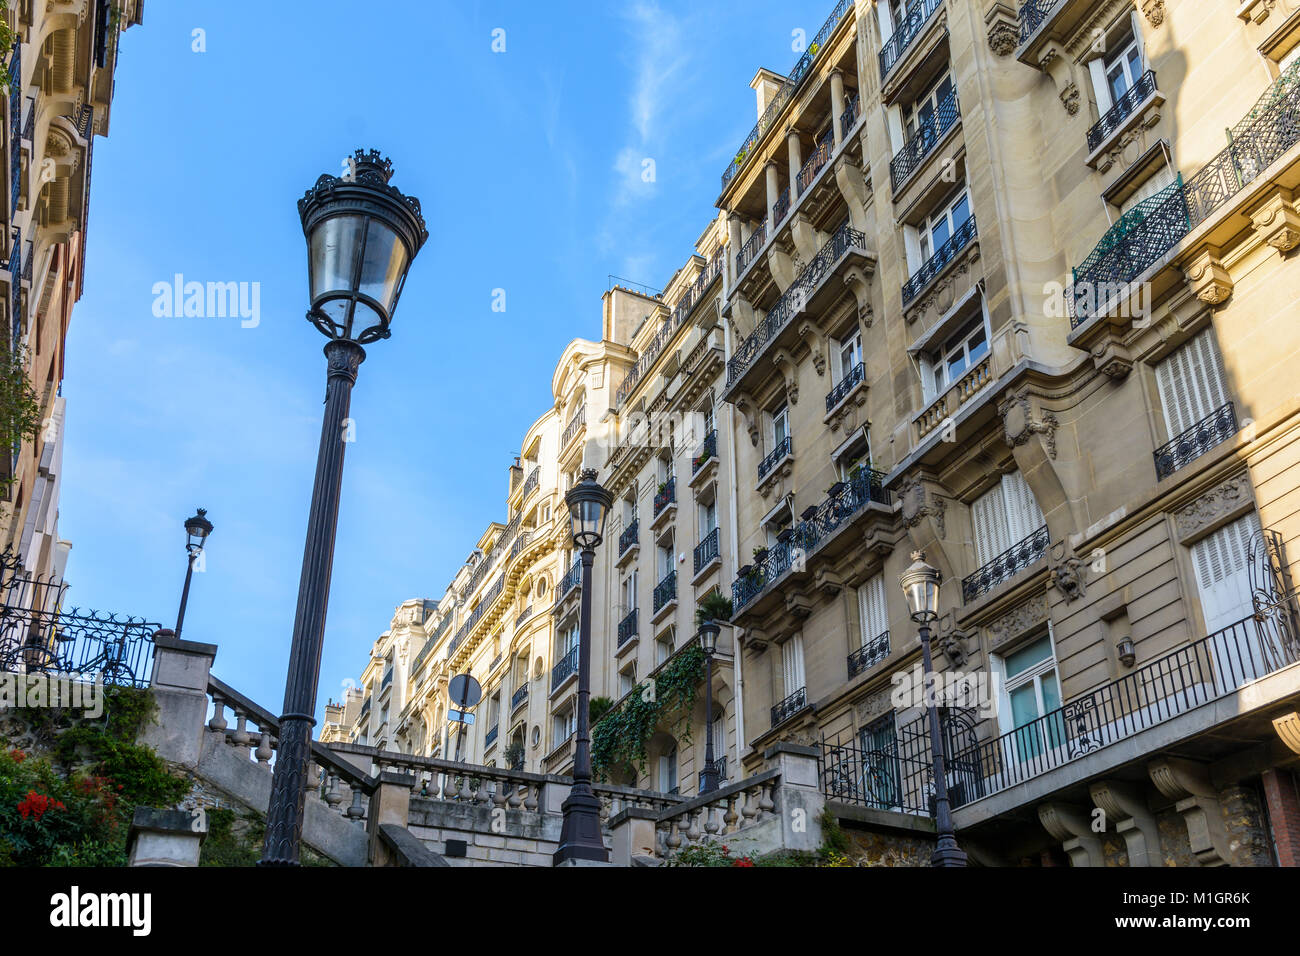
1173,472,1252,543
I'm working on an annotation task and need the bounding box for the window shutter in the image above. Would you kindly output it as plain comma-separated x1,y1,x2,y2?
1156,327,1229,437
1088,57,1111,112
857,574,888,646
1002,471,1045,544
783,635,805,691
972,482,1011,565
1192,511,1261,632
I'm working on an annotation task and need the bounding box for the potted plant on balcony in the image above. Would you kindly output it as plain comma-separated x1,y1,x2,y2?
808,41,820,56
695,591,734,629
503,740,525,772
752,546,768,562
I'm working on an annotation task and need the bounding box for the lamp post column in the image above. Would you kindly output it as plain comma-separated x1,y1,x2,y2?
700,648,719,793
261,338,365,866
174,553,196,639
919,621,967,867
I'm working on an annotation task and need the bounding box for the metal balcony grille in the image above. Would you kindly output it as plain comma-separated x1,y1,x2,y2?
825,361,865,412
618,608,638,646
841,92,861,139
558,559,581,599
618,518,639,556
692,430,716,473
511,684,528,710
551,645,578,691
653,571,677,613
757,435,792,481
521,466,540,499
1017,0,1058,43
1087,70,1157,152
901,215,977,305
773,187,790,225
1153,402,1237,481
878,0,944,79
736,218,767,274
653,477,676,516
771,686,807,727
961,524,1049,603
796,129,834,195
561,407,586,448
847,629,891,678
694,526,720,574
889,88,959,190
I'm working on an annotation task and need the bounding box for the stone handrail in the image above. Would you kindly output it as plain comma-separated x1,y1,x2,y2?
653,769,780,858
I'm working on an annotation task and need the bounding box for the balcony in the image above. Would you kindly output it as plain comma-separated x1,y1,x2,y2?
1087,70,1159,154
8,47,19,214
733,468,891,612
795,129,834,196
699,756,727,791
653,570,677,616
1071,63,1300,328
691,430,717,478
773,188,790,226
693,526,721,578
840,92,861,140
825,362,865,414
520,466,540,500
551,645,579,692
719,0,855,193
914,353,991,442
902,215,977,306
511,684,529,712
515,605,533,631
848,629,891,679
757,435,792,483
726,222,875,396
771,686,808,728
558,559,582,601
878,0,944,80
485,724,499,748
949,592,1300,810
653,477,676,518
561,407,586,451
618,518,639,560
890,88,959,191
618,608,638,647
961,524,1049,603
736,218,767,275
1154,403,1238,481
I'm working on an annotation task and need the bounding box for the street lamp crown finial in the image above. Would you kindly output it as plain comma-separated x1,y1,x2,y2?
910,549,925,562
349,148,394,184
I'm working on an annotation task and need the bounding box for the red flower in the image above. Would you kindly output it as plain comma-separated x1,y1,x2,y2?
17,790,60,822
8,749,25,763
732,856,755,867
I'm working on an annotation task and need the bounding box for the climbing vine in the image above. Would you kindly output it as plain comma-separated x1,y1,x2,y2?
591,644,705,782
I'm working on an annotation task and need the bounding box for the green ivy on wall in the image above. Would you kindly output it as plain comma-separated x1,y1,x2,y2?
591,643,705,782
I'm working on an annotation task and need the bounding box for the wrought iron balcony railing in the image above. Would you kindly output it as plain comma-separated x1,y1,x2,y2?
902,215,977,306
515,605,533,631
729,221,870,385
847,629,891,678
796,129,834,195
1087,70,1157,152
889,88,959,190
694,526,720,574
773,187,790,225
653,570,677,613
733,468,891,611
692,430,717,473
561,407,586,448
653,476,676,516
485,724,498,748
699,755,727,790
558,559,582,600
8,47,19,215
736,217,767,274
618,608,638,646
825,361,865,412
878,0,944,79
511,684,528,710
521,466,540,499
772,686,807,727
0,604,160,689
948,589,1300,808
720,0,855,191
619,518,639,556
841,91,861,139
961,524,1049,603
1017,0,1058,43
757,435,792,481
1154,402,1237,481
551,645,579,691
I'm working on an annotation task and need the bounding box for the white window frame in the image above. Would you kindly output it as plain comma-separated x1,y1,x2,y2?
856,573,889,647
1086,12,1144,112
902,71,955,142
835,330,863,383
970,471,1045,566
782,634,806,696
1154,326,1230,440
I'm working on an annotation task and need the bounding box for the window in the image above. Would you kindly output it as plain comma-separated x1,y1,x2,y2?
858,712,903,808
487,692,501,729
917,188,971,265
971,471,1045,566
835,330,863,383
1192,512,1274,692
711,710,726,764
857,573,888,646
553,707,576,745
903,72,954,142
771,404,790,447
1154,327,1230,439
559,621,579,656
619,662,638,697
624,493,638,524
700,498,718,535
1086,16,1144,112
659,454,674,483
928,315,988,398
621,570,638,612
996,632,1063,760
782,634,806,696
656,628,675,665
702,404,716,437
658,744,679,793
657,535,675,580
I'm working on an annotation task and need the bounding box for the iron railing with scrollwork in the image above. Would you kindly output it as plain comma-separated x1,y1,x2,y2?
692,430,716,473
961,524,1049,603
699,755,727,790
515,605,533,631
902,215,977,306
551,645,578,691
520,466,539,499
694,527,720,575
879,0,944,79
890,88,959,190
8,46,20,215
771,686,807,727
0,605,160,688
1088,70,1158,152
773,188,790,226
841,92,861,139
736,218,767,275
411,613,453,676
653,571,677,613
796,129,835,195
485,724,499,748
1154,402,1237,481
733,468,891,611
561,407,586,448
654,477,676,516
558,559,581,600
619,518,639,556
618,608,638,646
511,683,528,710
947,590,1300,808
847,629,891,678
720,0,855,192
825,362,865,412
757,436,792,481
729,221,870,386
1017,0,1058,43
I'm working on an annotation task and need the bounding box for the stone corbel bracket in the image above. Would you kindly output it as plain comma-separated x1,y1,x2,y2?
771,347,800,405
1149,757,1232,866
1248,185,1300,255
1037,802,1104,866
984,1,1018,57
1184,246,1233,306
842,255,877,316
797,321,828,377
1037,43,1078,115
1089,779,1161,867
733,392,761,446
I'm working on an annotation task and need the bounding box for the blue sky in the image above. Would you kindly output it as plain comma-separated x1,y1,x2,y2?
60,0,827,716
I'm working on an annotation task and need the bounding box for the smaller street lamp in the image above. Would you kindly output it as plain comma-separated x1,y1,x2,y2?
174,508,213,639
697,618,722,794
900,550,967,868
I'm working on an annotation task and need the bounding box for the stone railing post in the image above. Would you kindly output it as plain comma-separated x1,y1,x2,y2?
367,770,416,866
140,630,217,772
127,807,208,866
609,806,660,866
763,742,825,853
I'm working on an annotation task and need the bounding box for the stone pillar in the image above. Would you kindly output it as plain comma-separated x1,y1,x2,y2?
829,69,846,150
787,129,803,194
1149,757,1232,866
140,630,217,771
367,771,415,866
764,161,780,223
1089,779,1161,867
1261,768,1300,866
127,807,207,866
763,742,824,853
1037,802,1103,866
727,213,743,286
609,805,660,866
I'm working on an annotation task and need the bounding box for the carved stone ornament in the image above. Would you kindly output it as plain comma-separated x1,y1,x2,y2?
1001,392,1059,460
1174,473,1250,542
1060,83,1080,116
1184,248,1233,305
771,348,800,406
1141,0,1166,27
1248,188,1300,254
899,475,946,538
1048,542,1087,603
855,685,895,724
988,19,1017,57
988,593,1049,650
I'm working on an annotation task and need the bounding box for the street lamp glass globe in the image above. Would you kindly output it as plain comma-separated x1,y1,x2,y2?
900,550,941,623
565,469,612,550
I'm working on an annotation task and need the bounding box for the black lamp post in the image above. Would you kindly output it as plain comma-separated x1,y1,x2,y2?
174,508,213,639
698,619,721,794
899,550,967,868
554,467,612,865
260,149,427,867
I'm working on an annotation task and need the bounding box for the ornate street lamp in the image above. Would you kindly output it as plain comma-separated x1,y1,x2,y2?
554,468,613,865
697,619,721,795
260,149,427,867
899,550,967,868
174,508,212,639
